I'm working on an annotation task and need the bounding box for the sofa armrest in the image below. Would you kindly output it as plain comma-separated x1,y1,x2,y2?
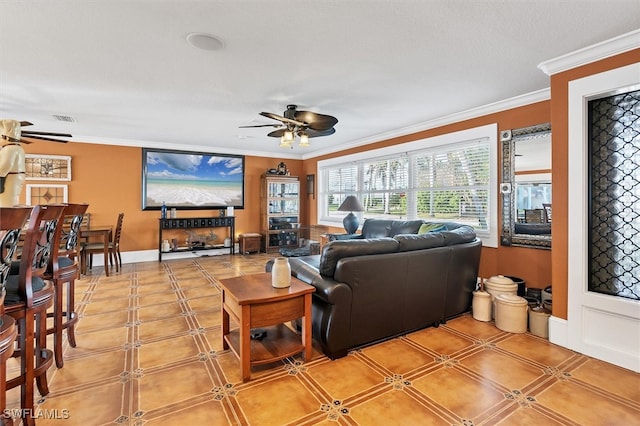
286,257,354,359
287,257,352,305
326,233,362,241
266,256,353,305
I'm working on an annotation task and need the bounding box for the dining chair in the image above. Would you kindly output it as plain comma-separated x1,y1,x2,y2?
4,204,65,426
0,206,33,426
82,212,124,274
524,208,546,223
44,203,89,368
542,203,552,223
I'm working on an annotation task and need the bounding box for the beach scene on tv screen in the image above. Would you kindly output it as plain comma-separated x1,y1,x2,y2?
146,151,243,207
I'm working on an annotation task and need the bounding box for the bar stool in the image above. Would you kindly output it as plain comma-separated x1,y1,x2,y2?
4,204,65,426
44,203,89,368
0,206,33,426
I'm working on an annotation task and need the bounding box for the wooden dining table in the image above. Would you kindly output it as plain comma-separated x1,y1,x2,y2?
80,226,112,276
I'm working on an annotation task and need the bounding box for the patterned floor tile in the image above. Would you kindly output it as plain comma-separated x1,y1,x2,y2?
359,338,436,374
306,356,384,400
135,361,216,414
412,367,506,419
460,348,544,390
36,381,126,426
18,255,636,426
496,333,576,367
407,326,475,355
235,375,322,425
570,358,640,402
535,379,640,425
348,388,451,425
137,315,192,341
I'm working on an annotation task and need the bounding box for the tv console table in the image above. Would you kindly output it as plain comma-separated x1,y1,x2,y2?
158,216,235,261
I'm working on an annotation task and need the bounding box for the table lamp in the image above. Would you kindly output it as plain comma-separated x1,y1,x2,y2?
337,195,365,234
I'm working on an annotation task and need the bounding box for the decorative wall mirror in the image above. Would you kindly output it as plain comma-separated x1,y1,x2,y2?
500,123,552,249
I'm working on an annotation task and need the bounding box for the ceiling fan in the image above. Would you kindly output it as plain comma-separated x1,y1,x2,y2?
240,104,338,147
0,120,72,144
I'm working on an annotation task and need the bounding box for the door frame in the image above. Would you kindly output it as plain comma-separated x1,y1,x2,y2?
566,62,640,372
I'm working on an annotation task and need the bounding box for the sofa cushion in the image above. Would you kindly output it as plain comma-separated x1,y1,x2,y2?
328,233,363,241
394,232,446,252
320,237,399,277
418,222,447,234
514,222,551,235
360,219,392,238
389,220,425,236
441,225,477,245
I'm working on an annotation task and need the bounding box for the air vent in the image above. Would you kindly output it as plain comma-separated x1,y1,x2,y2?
52,114,77,123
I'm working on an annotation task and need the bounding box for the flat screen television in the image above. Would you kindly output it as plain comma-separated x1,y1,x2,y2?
142,148,245,210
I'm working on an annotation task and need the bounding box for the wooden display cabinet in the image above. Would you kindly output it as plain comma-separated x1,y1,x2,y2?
261,175,300,253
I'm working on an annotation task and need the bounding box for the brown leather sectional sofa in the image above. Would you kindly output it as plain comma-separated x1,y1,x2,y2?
266,219,482,359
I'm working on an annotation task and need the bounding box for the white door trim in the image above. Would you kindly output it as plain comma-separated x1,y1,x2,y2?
565,62,640,372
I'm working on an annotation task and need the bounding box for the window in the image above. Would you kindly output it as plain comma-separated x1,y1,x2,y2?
318,124,498,247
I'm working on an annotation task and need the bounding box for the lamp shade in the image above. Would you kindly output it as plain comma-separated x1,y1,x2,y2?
337,195,364,212
337,196,364,234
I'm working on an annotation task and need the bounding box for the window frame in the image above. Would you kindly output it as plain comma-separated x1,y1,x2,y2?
317,124,498,247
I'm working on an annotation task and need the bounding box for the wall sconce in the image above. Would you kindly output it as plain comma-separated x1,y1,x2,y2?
306,174,315,198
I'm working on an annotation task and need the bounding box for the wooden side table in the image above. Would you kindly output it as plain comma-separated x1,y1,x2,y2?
319,233,330,253
239,233,261,254
220,272,315,382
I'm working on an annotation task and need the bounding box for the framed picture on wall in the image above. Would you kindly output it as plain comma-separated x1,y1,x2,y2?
25,154,72,181
25,184,69,205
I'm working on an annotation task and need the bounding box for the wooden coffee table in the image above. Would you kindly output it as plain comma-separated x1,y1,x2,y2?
219,272,315,382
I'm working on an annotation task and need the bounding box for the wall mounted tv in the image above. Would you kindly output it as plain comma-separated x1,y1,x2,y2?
142,148,245,210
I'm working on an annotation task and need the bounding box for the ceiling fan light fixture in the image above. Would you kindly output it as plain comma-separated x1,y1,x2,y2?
298,133,310,147
241,105,337,149
279,136,292,148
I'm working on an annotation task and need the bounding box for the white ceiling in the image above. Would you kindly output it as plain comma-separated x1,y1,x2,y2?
1,1,638,159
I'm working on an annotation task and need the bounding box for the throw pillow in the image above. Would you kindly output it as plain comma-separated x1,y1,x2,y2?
441,225,477,245
418,223,446,234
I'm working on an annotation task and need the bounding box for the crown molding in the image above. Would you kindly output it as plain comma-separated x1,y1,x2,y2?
538,29,640,76
73,88,551,162
302,88,550,160
71,135,302,160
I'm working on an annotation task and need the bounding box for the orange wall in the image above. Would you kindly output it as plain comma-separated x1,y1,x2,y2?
548,48,640,320
22,101,553,291
18,141,300,252
19,49,638,319
303,101,553,290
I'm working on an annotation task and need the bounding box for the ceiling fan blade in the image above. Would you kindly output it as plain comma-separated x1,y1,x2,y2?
20,135,69,143
294,111,338,131
267,128,286,138
267,128,336,139
13,139,32,144
260,112,307,127
306,128,336,138
20,121,34,127
22,130,73,137
238,124,282,128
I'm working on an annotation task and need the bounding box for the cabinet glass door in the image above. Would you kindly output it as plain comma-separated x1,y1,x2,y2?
268,182,299,214
268,182,299,197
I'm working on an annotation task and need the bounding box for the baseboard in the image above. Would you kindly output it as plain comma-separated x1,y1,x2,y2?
87,244,241,267
548,315,568,348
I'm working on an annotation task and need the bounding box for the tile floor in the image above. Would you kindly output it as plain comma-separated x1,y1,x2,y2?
6,253,640,425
